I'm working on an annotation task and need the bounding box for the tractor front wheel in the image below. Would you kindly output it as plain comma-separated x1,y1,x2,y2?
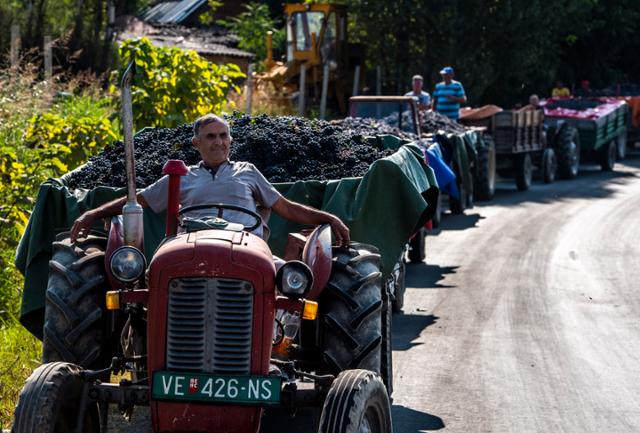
318,369,392,433
12,362,100,433
43,233,108,369
320,245,384,388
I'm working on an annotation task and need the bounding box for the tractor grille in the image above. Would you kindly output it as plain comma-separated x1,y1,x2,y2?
167,277,253,374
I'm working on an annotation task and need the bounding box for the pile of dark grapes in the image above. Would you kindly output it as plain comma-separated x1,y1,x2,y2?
421,110,469,134
62,114,400,190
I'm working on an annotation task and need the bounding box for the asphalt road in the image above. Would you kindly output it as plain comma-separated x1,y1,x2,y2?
392,155,640,433
110,155,640,433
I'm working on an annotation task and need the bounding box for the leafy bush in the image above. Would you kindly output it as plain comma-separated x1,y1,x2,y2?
113,37,245,129
219,2,285,68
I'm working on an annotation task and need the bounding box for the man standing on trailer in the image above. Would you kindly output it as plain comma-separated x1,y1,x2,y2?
432,66,467,121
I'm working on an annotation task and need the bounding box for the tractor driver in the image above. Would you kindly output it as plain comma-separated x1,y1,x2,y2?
69,114,351,246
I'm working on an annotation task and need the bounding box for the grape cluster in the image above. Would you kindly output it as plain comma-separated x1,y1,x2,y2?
421,111,469,134
62,114,401,190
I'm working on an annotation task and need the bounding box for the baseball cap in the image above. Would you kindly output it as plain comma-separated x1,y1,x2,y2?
440,66,454,75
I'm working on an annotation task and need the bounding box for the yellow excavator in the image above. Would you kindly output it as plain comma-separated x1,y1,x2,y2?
257,3,361,113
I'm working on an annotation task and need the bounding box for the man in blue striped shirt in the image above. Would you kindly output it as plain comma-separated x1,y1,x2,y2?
432,66,467,121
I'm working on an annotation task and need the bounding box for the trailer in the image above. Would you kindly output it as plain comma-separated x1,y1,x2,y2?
542,97,629,171
460,106,556,190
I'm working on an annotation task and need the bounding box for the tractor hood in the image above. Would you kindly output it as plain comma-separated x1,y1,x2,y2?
148,229,275,285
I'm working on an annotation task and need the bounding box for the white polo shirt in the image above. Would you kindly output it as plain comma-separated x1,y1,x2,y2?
141,160,282,238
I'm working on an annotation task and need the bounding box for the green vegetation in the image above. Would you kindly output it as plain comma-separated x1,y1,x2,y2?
218,2,286,69
114,38,245,129
0,39,245,427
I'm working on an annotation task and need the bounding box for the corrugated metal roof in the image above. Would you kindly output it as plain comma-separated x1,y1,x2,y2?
143,0,208,24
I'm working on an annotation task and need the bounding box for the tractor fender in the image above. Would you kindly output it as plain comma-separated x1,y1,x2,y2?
302,224,333,300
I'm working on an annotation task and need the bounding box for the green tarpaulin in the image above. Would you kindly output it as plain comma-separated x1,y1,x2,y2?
15,143,438,339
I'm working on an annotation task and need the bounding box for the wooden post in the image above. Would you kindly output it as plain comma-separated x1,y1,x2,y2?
10,24,20,68
44,35,52,82
352,65,360,97
298,64,307,117
320,63,330,119
245,64,254,114
376,65,382,95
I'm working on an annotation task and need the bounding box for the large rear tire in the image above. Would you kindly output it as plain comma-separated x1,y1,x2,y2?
556,126,580,179
474,136,496,201
318,370,392,433
43,233,108,369
12,362,100,433
320,245,384,387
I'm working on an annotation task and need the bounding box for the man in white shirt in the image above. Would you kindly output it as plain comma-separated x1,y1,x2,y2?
70,114,350,245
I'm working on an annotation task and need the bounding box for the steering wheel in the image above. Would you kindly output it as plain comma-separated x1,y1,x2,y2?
178,203,262,232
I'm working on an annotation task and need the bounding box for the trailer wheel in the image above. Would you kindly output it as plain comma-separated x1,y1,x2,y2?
474,137,496,201
407,228,426,263
12,362,100,433
599,139,616,171
556,126,580,179
431,194,442,228
43,233,108,369
514,153,533,191
541,148,557,184
390,259,406,313
616,133,627,160
320,245,383,383
318,369,392,433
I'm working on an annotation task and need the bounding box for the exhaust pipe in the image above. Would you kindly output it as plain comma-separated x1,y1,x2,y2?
120,58,143,249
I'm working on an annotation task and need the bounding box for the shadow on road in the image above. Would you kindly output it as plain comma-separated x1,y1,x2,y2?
476,156,640,208
392,313,439,351
437,212,484,231
392,405,445,431
406,262,458,288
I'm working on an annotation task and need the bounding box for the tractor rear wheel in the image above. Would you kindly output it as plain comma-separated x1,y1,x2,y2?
12,362,100,433
474,136,496,201
599,139,616,171
318,369,392,433
556,126,580,179
43,233,108,369
320,245,383,386
381,279,394,395
514,153,533,191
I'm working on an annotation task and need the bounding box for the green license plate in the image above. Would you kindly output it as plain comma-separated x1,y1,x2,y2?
152,371,281,405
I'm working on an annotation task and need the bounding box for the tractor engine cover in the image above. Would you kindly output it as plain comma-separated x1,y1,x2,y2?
146,229,276,433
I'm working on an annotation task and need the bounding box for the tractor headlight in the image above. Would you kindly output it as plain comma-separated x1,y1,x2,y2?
110,246,146,283
276,261,313,299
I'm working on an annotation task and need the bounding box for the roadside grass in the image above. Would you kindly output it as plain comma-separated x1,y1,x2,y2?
0,320,41,430
0,67,115,429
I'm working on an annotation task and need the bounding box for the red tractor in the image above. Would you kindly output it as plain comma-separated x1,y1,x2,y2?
12,62,392,433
